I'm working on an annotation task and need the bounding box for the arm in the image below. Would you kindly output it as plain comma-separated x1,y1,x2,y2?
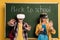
35,24,39,36
8,19,16,27
35,24,44,36
50,27,56,34
24,23,31,31
49,20,56,34
35,24,43,36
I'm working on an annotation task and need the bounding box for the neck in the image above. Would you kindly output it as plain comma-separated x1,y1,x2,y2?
42,21,46,24
18,21,23,23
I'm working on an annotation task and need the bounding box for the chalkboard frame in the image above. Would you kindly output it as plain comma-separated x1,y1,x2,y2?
5,3,58,39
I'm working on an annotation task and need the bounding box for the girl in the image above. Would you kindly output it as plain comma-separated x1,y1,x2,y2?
35,13,56,40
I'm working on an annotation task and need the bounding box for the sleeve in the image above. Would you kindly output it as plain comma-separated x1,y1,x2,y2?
23,22,31,31
7,19,16,27
8,21,15,27
51,28,56,34
35,24,41,36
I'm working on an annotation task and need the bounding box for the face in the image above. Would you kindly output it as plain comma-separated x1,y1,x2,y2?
42,18,47,22
40,18,47,23
18,19,23,22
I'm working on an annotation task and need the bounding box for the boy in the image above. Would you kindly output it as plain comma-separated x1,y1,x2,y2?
8,14,31,40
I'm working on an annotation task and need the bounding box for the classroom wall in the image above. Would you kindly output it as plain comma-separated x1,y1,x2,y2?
0,0,60,40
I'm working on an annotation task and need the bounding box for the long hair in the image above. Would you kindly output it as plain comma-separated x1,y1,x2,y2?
14,16,18,22
38,13,48,24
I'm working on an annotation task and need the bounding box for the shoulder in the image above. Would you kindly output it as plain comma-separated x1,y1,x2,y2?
36,24,41,27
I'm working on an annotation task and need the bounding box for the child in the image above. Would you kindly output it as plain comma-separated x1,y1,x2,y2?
35,13,56,40
8,14,31,40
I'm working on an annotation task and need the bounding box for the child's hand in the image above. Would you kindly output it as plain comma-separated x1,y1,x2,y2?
26,26,31,31
9,19,15,25
50,26,53,30
41,28,44,31
49,20,53,27
8,19,16,26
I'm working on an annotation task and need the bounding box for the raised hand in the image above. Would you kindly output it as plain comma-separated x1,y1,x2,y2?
8,19,16,26
41,28,44,31
49,20,53,27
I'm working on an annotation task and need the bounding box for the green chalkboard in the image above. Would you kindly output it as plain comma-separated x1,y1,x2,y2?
6,3,58,38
